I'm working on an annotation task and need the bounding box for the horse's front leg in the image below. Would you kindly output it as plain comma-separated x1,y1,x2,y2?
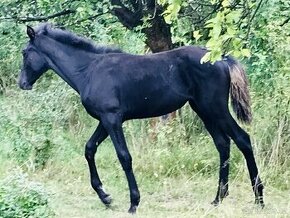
85,123,112,205
102,113,140,214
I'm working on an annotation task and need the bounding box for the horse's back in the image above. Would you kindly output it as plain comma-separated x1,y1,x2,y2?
83,46,230,120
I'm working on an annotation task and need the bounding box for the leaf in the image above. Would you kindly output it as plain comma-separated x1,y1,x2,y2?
200,52,211,64
205,38,216,48
211,49,223,62
227,26,236,36
158,0,167,5
162,2,181,24
221,34,231,42
222,0,230,7
241,48,251,57
164,13,172,24
205,22,215,28
193,30,202,41
76,7,84,12
226,10,241,23
233,50,241,57
212,25,222,38
205,17,215,25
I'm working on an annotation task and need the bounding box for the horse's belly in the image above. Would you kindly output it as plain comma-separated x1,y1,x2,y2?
123,94,187,120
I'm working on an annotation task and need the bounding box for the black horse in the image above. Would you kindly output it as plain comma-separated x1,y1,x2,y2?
18,23,264,213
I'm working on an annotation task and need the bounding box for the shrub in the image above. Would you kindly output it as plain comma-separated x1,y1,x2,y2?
0,171,54,218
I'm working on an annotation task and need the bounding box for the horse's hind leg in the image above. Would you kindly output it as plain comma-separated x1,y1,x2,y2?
189,101,230,205
221,114,264,206
85,123,112,206
208,126,231,205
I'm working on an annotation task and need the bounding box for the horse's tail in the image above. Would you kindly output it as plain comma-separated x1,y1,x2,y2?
225,56,252,123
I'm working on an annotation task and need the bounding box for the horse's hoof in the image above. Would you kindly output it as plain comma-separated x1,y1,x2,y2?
255,198,265,208
128,205,137,214
211,199,219,206
102,195,112,206
260,202,265,209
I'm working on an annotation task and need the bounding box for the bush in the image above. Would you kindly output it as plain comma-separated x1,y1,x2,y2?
0,171,54,218
0,78,83,170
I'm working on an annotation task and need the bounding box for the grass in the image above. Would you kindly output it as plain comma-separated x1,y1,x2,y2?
25,139,289,218
41,171,290,218
2,150,290,218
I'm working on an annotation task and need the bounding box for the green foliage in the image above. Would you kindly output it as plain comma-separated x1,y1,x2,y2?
201,6,249,63
246,0,290,187
0,171,54,218
0,79,81,169
158,0,269,62
159,0,182,23
248,0,290,93
0,22,25,92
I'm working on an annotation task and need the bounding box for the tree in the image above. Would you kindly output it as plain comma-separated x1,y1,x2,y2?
0,0,267,59
111,0,173,52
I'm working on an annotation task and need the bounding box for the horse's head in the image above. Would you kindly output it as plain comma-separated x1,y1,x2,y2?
19,26,49,90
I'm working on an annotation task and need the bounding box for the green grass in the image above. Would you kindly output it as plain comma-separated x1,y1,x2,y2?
21,137,289,218
40,171,290,218
2,146,290,218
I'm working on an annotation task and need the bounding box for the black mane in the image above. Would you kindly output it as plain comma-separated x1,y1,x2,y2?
35,23,123,54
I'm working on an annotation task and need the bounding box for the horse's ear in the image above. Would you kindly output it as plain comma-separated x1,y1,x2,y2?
26,25,35,40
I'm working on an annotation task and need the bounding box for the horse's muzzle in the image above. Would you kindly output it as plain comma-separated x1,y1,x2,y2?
18,79,32,90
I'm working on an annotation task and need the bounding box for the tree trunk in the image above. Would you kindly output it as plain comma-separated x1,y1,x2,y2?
111,0,173,53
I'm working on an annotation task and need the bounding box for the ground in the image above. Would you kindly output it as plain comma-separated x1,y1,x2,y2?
44,173,290,218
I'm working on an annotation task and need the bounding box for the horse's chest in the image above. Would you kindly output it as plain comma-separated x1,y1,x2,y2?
80,91,121,119
81,97,100,119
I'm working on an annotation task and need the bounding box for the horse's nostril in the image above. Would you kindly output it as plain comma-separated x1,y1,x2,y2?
19,80,32,90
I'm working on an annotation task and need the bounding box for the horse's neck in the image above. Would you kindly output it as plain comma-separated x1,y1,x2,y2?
39,39,94,94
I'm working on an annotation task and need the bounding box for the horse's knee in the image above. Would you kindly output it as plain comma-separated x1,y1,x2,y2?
85,141,96,161
117,151,132,171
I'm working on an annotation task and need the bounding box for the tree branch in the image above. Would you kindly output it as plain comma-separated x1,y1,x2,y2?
73,12,109,24
280,17,290,27
111,0,143,29
131,0,142,11
245,0,264,39
249,0,264,24
192,2,222,25
0,9,76,23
